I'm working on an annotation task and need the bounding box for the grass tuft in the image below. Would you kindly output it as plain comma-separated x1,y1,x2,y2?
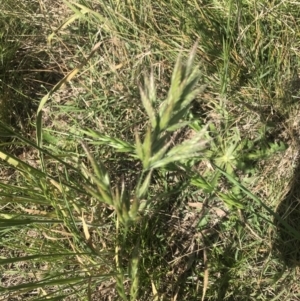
1,0,300,300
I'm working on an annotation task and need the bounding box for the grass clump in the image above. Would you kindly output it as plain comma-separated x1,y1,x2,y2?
1,0,300,300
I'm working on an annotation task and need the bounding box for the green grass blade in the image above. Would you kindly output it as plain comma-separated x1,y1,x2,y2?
213,163,300,239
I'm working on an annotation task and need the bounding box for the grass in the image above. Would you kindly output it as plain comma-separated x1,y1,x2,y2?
1,0,300,300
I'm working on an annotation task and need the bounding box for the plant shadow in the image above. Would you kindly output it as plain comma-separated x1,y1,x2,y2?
273,159,300,267
0,2,64,137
